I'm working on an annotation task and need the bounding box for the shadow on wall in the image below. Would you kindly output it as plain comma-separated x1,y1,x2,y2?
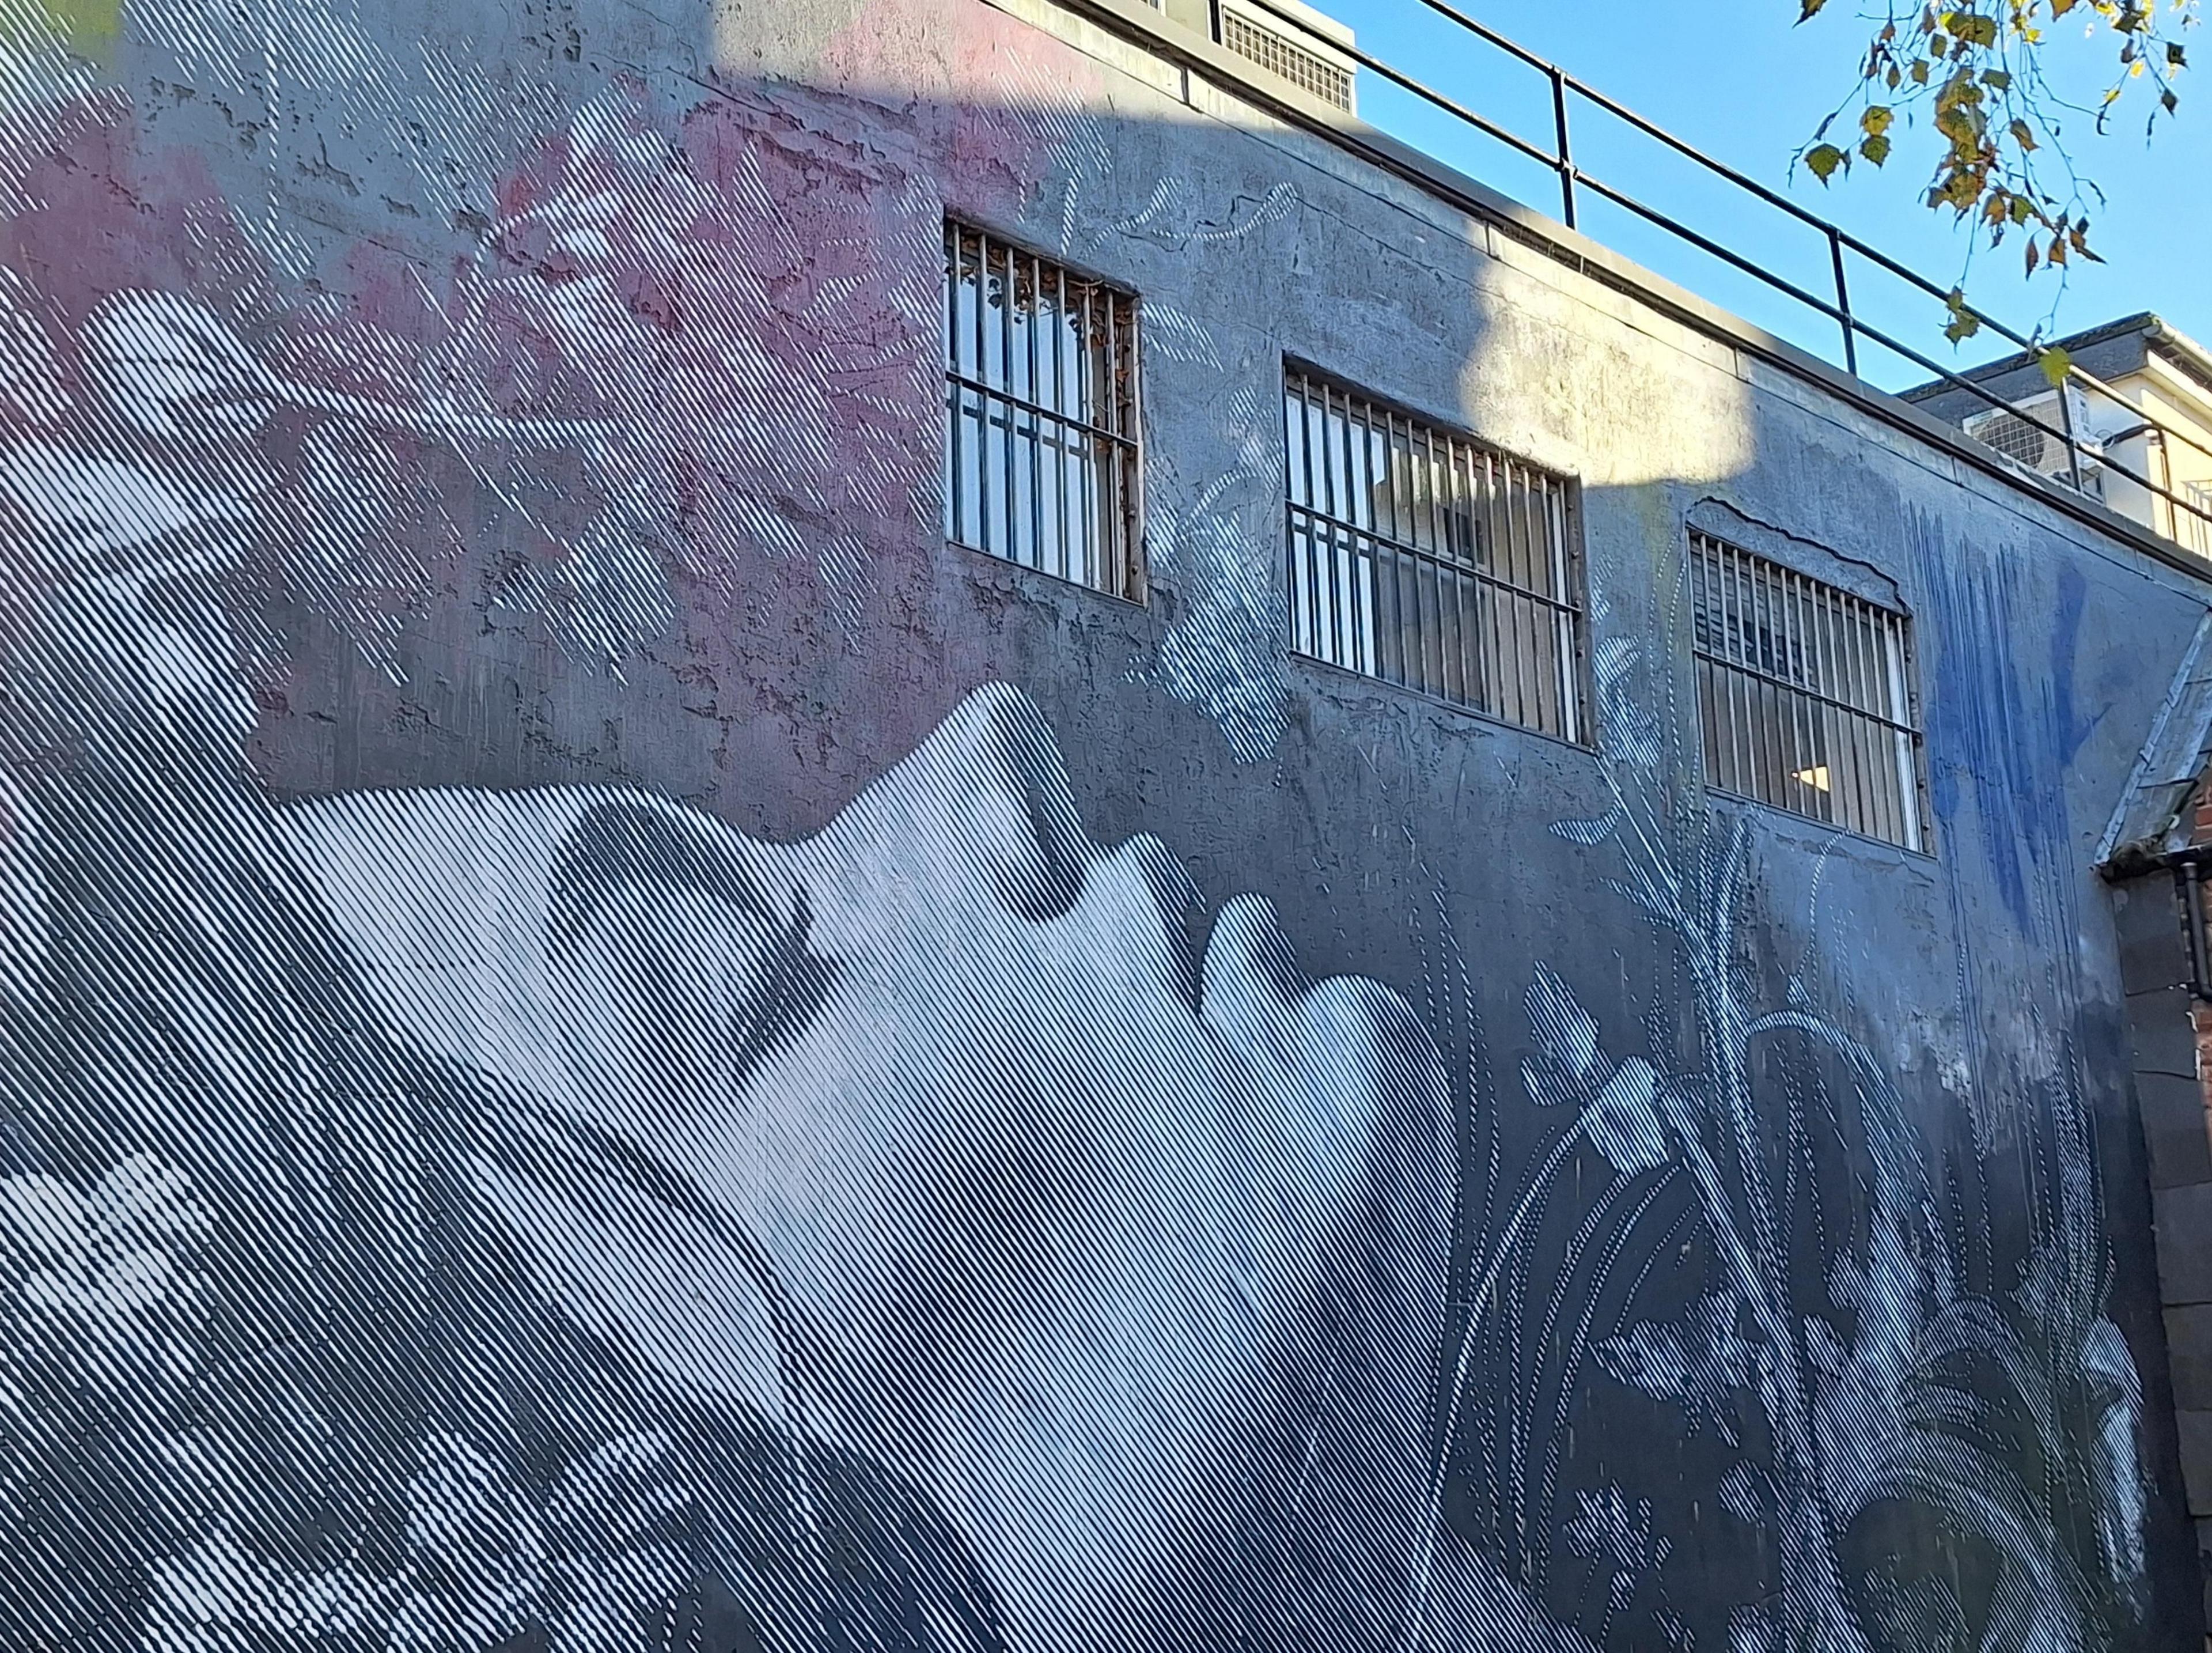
0,1,2193,1650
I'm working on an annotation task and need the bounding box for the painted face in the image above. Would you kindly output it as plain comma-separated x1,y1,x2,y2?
0,279,1462,1648
289,683,1472,1651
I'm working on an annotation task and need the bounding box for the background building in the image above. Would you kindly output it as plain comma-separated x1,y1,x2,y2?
1907,313,2212,558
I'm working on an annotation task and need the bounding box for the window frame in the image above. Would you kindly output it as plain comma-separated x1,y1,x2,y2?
1687,527,1931,854
1280,362,1593,744
942,219,1146,603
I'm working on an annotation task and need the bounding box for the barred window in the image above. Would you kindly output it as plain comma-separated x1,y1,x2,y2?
944,223,1143,600
1283,369,1586,740
1690,531,1926,851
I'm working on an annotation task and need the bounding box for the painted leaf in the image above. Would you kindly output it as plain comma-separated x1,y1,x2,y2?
81,293,271,442
1144,302,1225,369
0,269,65,429
1550,814,1618,847
1728,1602,1775,1653
1718,1462,1771,1526
1596,1289,1750,1442
1582,1055,1669,1176
1563,1484,1665,1579
0,1174,87,1270
1859,1572,1971,1652
1525,964,1604,1084
1521,1052,1583,1111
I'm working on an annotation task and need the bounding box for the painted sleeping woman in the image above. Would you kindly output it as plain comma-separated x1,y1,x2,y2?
0,274,1585,1653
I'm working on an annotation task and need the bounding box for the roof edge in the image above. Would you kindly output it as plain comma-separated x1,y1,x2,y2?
982,0,2212,589
1901,311,2212,404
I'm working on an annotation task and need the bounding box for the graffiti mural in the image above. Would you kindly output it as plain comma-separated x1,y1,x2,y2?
0,271,1580,1653
1450,626,2151,1652
0,1,2176,1650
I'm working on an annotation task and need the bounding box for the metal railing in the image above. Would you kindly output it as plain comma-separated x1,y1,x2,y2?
1201,0,2212,557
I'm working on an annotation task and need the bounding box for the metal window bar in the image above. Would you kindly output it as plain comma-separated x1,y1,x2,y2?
1195,0,2212,557
944,222,1143,600
1689,531,1925,852
1283,369,1585,740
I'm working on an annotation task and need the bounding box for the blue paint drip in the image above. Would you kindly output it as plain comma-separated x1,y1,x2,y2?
1911,514,2088,935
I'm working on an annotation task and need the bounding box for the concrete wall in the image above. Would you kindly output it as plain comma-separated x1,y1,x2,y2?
1,1,2209,1650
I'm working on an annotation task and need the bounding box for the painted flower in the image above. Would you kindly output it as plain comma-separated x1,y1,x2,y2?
0,1155,227,1644
1597,1290,1753,1444
1564,1484,1668,1583
143,1527,387,1651
1580,1056,1669,1178
142,1423,697,1652
434,76,942,645
384,1428,696,1653
1519,966,1673,1177
387,1432,548,1651
1521,963,1604,1109
1,1154,210,1408
546,1431,696,1653
1565,1482,1672,1626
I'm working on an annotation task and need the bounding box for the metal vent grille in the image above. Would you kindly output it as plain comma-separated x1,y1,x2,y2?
1960,402,2104,498
1221,10,1354,110
1964,406,2059,471
1690,531,1925,851
1283,369,1586,739
944,222,1144,600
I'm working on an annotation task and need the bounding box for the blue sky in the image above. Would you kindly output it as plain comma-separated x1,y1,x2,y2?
1323,0,2209,392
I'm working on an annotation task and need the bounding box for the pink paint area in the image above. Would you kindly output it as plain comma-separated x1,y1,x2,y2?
0,31,1103,807
818,0,1107,222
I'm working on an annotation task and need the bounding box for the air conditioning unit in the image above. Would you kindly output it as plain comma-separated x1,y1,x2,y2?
1963,394,2103,497
1217,0,1357,112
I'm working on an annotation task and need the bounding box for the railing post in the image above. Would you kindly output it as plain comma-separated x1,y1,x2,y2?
1550,68,1576,229
2056,373,2087,492
1827,228,1858,379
